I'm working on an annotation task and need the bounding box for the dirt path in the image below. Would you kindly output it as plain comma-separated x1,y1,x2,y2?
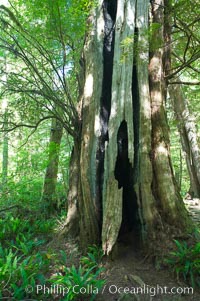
95,243,200,301
184,198,200,227
50,199,200,301
95,200,200,301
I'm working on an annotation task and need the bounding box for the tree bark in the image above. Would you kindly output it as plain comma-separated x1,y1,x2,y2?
61,140,80,238
2,108,9,186
149,0,183,223
41,117,63,213
169,83,200,197
65,0,191,254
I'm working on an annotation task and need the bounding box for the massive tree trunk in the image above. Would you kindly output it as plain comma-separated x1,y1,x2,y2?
41,117,63,213
169,84,200,197
65,0,190,254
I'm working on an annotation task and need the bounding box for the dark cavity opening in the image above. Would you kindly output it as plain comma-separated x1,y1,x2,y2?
96,0,117,228
114,26,141,245
100,0,117,127
114,121,140,244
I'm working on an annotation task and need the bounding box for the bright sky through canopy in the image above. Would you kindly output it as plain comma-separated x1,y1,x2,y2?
0,0,9,5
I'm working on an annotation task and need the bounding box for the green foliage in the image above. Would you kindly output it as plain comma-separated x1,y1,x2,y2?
120,22,163,63
120,36,134,62
193,227,200,241
0,125,71,216
149,22,163,51
51,246,105,301
3,177,43,206
0,215,54,299
165,239,200,287
0,247,48,299
171,0,200,70
167,103,190,197
0,214,54,244
51,265,104,301
80,245,104,269
0,0,92,143
0,214,106,300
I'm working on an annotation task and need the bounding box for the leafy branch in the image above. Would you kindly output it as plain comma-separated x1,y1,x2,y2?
0,3,85,139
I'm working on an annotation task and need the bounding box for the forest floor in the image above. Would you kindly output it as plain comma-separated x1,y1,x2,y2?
49,198,200,301
184,198,200,227
50,235,200,301
1,197,199,301
95,242,200,301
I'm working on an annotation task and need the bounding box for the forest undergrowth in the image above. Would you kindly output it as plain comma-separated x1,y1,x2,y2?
0,203,199,301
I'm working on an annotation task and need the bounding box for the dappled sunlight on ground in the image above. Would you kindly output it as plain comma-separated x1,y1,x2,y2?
184,198,200,227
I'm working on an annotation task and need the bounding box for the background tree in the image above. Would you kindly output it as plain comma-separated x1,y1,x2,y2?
0,0,90,211
169,83,200,198
165,0,200,197
41,116,63,212
1,102,8,186
0,0,90,134
0,53,9,187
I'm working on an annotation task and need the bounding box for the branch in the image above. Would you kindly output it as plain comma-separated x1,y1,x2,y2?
168,81,200,86
187,17,200,28
171,51,200,73
1,13,76,107
0,115,54,132
0,5,22,28
183,34,191,63
166,50,200,80
0,5,80,138
177,18,200,44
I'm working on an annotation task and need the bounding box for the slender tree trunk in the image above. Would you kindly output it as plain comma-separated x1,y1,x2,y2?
2,108,8,186
41,117,63,213
61,140,80,237
1,57,9,188
65,0,191,254
169,84,200,197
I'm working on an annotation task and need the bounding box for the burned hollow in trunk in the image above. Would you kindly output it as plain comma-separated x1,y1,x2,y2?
64,0,191,255
97,3,141,243
115,121,140,242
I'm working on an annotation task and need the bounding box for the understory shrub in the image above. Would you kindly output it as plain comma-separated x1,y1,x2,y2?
0,215,105,300
50,245,105,301
165,239,200,287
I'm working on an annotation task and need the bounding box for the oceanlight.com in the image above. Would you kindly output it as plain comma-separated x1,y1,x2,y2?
106,284,193,296
25,284,194,297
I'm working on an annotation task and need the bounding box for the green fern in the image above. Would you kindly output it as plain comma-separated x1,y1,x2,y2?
165,239,200,287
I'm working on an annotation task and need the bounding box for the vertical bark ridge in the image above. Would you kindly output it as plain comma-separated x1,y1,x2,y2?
61,142,80,238
135,0,162,239
96,0,117,230
132,28,139,184
79,1,105,246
